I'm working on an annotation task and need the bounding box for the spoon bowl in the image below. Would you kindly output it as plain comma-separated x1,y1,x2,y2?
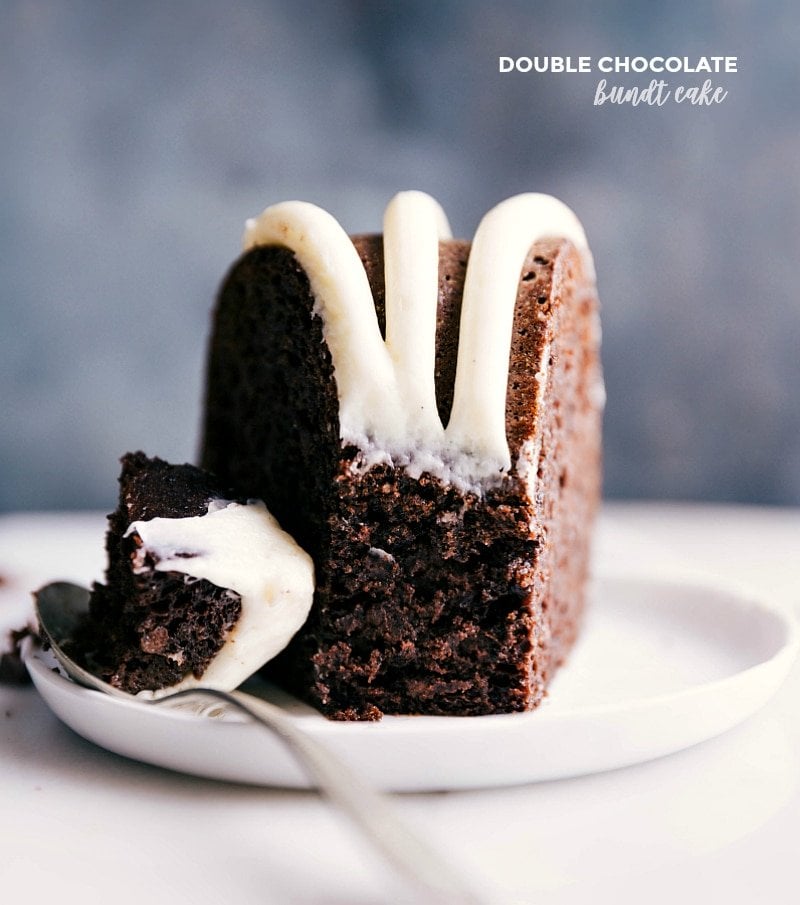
35,582,132,697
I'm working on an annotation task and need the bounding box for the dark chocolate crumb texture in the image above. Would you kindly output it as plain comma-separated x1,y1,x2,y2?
71,452,314,695
70,453,245,692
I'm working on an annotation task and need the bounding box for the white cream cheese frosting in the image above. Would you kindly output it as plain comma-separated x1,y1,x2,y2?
125,499,314,698
244,191,595,489
383,190,453,443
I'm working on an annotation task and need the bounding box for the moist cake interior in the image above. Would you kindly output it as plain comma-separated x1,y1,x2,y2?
70,453,244,693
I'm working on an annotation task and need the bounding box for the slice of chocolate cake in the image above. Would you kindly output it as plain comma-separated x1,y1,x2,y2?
202,191,603,720
72,452,314,696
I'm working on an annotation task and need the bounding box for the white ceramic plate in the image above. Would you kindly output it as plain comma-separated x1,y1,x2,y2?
25,575,798,792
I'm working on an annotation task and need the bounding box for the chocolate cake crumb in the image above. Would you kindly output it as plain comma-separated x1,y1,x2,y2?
0,626,35,685
69,453,245,694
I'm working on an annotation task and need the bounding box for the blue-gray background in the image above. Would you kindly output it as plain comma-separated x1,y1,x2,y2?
2,0,798,512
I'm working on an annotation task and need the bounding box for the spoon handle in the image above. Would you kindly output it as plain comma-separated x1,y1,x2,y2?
162,687,490,905
33,583,491,903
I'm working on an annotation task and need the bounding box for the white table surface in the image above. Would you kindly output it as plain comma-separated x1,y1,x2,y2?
2,502,799,905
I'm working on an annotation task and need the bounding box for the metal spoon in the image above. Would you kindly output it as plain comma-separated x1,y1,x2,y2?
33,582,491,905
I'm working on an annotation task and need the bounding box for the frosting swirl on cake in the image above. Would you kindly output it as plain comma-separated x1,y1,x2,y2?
244,192,594,488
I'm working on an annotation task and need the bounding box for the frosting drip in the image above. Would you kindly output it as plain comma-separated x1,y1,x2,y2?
244,191,595,487
126,499,314,698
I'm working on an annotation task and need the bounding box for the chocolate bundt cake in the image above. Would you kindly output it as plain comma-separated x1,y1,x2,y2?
202,191,603,720
71,452,314,696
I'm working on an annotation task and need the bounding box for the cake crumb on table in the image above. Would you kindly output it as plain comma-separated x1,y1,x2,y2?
0,627,34,686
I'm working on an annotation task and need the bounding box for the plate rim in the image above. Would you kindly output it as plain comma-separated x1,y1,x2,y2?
23,573,800,789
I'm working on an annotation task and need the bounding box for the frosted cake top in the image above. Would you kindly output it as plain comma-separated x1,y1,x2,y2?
243,191,594,490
